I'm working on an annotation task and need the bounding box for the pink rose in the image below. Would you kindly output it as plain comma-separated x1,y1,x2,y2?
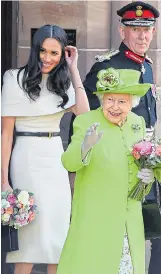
133,141,152,156
7,194,16,205
20,219,28,226
155,145,161,156
1,208,5,214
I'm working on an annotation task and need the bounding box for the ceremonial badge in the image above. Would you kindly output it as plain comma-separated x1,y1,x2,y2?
136,6,143,17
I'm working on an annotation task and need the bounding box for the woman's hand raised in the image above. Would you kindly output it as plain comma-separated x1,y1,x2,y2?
81,123,104,160
65,46,78,72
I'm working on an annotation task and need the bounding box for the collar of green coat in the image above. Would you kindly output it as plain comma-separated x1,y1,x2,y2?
96,107,143,130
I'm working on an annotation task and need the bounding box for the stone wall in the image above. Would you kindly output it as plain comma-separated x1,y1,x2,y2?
18,0,161,84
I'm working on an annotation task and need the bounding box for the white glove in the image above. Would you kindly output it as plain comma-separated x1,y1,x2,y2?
137,168,154,184
81,123,103,160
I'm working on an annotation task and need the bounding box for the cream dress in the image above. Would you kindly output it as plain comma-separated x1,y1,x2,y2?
1,70,75,264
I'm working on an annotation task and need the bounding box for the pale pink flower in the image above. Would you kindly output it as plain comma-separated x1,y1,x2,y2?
155,145,161,156
133,141,152,156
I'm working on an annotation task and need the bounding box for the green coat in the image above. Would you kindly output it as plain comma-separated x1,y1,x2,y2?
57,108,157,274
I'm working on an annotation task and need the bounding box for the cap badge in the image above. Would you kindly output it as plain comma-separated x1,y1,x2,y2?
136,6,143,17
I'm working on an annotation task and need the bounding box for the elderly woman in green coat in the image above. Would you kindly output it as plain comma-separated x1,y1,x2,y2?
56,68,161,274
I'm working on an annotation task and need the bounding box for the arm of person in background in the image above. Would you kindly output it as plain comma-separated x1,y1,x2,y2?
83,61,109,110
65,46,90,115
68,60,108,144
1,117,15,192
1,71,16,192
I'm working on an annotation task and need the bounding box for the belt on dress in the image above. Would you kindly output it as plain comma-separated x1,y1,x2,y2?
16,132,60,138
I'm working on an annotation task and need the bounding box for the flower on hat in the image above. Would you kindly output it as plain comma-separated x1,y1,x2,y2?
96,68,120,91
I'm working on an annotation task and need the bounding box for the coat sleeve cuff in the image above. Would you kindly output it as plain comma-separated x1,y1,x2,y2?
82,148,93,165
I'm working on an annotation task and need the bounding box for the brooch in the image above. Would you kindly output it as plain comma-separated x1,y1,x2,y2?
132,124,141,133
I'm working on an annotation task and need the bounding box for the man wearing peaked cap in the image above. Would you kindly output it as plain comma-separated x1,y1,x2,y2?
69,1,160,140
117,3,161,274
117,1,160,27
68,2,161,273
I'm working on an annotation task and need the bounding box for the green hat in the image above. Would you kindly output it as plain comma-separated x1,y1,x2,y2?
94,68,151,97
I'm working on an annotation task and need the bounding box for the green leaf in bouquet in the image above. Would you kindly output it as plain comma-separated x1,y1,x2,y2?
28,192,34,196
154,163,161,169
1,191,10,199
134,159,140,167
156,158,161,163
128,180,145,201
151,160,159,166
13,188,21,195
157,137,161,145
13,208,18,214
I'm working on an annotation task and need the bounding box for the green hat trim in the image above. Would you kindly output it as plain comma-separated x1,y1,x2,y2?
94,68,151,97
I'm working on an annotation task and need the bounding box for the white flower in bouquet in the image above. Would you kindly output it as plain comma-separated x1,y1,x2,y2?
17,191,30,205
2,213,10,222
1,199,10,209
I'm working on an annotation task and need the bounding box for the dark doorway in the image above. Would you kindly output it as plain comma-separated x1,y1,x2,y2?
1,1,18,83
1,3,18,273
31,28,77,47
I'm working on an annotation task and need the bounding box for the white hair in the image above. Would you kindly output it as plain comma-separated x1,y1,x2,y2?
96,94,140,108
131,95,140,108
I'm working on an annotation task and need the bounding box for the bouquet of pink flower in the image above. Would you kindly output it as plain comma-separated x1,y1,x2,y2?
128,138,161,201
1,188,38,229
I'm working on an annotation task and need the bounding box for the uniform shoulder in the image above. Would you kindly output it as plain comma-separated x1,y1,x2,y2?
145,54,153,64
87,49,120,74
95,49,120,63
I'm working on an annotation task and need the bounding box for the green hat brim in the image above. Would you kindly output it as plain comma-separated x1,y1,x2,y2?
94,83,151,97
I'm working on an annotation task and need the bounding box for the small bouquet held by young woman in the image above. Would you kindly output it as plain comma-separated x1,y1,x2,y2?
1,189,38,229
128,138,161,201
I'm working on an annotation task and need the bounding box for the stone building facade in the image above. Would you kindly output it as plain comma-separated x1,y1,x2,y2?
17,1,161,146
18,1,161,85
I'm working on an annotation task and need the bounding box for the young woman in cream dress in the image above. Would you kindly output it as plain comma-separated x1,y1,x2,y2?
1,25,89,274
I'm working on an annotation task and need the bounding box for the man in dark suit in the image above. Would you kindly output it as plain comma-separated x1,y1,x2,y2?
69,1,159,140
68,1,160,273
